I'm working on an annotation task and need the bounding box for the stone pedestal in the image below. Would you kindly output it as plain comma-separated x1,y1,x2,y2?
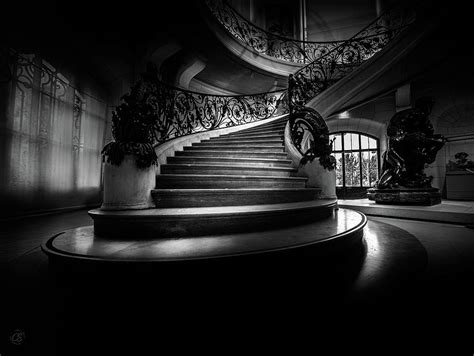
101,154,156,210
367,188,441,206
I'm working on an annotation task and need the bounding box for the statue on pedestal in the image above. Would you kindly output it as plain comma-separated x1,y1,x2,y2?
368,97,446,205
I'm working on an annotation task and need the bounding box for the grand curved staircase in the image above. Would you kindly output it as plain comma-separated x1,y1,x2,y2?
43,117,366,266
40,2,419,269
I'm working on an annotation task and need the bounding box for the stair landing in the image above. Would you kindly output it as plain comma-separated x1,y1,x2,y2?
42,208,366,265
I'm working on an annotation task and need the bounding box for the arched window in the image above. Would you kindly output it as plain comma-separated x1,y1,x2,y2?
329,132,380,198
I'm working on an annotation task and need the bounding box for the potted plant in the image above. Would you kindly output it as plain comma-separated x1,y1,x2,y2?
100,74,159,210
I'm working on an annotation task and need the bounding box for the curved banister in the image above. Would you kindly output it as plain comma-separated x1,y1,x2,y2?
289,6,416,110
141,75,289,146
284,5,415,168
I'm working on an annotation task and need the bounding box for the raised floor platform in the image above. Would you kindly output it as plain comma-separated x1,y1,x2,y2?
42,208,366,267
339,198,474,225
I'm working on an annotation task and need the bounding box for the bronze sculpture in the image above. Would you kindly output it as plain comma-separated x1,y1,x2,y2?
376,97,446,189
369,97,446,205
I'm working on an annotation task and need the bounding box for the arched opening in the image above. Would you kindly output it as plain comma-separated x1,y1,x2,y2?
330,131,380,199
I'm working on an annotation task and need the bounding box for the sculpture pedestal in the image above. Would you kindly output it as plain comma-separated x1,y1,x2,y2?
367,187,441,206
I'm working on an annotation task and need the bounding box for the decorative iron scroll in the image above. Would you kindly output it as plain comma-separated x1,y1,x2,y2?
289,107,335,170
287,6,415,167
143,73,288,146
205,0,343,64
289,6,416,110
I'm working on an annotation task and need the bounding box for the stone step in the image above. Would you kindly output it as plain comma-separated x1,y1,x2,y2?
45,208,366,265
90,199,337,239
239,121,287,129
156,174,307,188
212,133,283,141
167,156,292,167
192,140,284,147
175,150,288,159
183,145,285,152
151,188,321,208
207,137,283,144
160,164,297,177
229,127,284,136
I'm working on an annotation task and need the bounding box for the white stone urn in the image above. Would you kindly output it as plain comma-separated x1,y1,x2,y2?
101,154,156,210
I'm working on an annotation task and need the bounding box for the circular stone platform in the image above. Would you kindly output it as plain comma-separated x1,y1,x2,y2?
42,208,366,266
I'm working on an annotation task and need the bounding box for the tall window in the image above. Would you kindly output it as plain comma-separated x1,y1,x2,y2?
330,132,379,188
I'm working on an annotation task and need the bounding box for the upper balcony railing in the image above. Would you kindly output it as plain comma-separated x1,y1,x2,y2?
205,0,343,64
288,6,416,110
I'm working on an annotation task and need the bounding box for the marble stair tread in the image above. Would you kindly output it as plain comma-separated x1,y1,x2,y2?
198,139,284,145
167,156,292,167
184,144,284,149
220,131,284,138
90,199,336,217
183,145,285,152
175,150,288,158
156,174,307,188
210,134,283,141
160,164,297,175
229,128,284,136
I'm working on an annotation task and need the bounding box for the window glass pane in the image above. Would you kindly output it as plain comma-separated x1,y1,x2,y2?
331,134,342,151
361,151,370,187
369,137,377,149
361,135,369,150
343,133,352,150
369,150,379,186
351,133,359,150
344,152,360,187
334,152,343,186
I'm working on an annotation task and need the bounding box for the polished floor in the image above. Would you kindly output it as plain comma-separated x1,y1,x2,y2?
2,208,474,354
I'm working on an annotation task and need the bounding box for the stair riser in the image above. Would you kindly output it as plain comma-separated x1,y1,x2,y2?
152,190,320,208
183,146,285,152
167,157,292,167
92,204,335,239
175,151,288,159
160,166,294,177
156,177,306,189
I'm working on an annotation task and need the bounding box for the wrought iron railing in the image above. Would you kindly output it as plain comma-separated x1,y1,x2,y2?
287,5,416,168
288,6,416,110
205,0,343,64
128,3,415,171
147,77,288,146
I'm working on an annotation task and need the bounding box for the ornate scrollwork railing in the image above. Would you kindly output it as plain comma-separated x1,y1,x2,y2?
146,76,288,146
118,3,415,172
287,5,416,169
205,0,344,64
289,6,416,109
289,107,335,169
